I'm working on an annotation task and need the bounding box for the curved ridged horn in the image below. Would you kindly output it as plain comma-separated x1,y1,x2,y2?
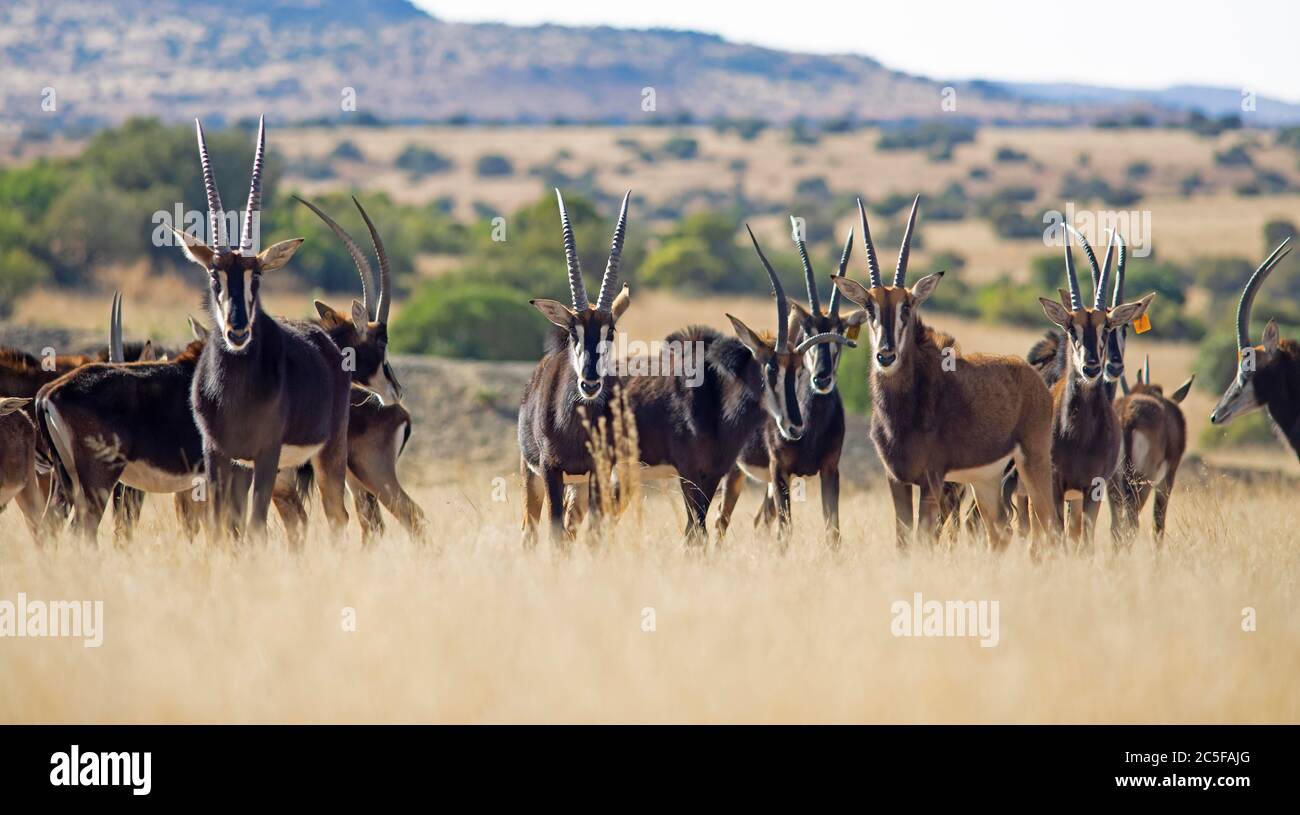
294,196,374,318
195,120,226,249
353,196,391,324
746,224,788,351
240,116,266,254
794,332,857,354
893,195,919,287
827,227,854,319
790,216,820,314
1142,354,1151,386
595,191,630,313
1061,223,1082,311
1095,230,1116,310
1067,225,1101,309
1236,238,1293,348
1111,231,1128,308
555,189,588,311
856,198,883,289
109,291,124,364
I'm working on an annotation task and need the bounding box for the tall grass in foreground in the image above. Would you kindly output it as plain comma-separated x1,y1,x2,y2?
0,469,1296,723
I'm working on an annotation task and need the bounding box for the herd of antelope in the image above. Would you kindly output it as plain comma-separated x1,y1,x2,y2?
0,122,1297,552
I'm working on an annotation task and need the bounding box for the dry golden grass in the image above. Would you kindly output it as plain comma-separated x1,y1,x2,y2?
2,464,1297,723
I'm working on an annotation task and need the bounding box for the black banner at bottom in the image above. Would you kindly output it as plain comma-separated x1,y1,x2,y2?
0,725,1284,802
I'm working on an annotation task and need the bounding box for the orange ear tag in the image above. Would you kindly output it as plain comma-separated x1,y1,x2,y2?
1133,313,1152,334
846,325,861,341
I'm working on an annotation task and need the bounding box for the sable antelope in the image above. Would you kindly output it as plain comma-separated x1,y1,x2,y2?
830,196,1061,550
1109,356,1193,544
0,397,43,540
36,296,209,542
519,189,631,544
1210,238,1300,457
176,117,351,540
1033,225,1155,546
626,225,852,544
715,219,864,543
292,195,423,541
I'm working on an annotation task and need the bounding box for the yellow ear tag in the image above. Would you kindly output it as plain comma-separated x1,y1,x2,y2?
1133,313,1152,334
846,324,861,341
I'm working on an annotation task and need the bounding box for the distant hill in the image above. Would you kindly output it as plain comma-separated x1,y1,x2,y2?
1,0,1297,130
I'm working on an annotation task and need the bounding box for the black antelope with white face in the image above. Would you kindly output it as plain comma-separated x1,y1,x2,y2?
1034,224,1155,547
519,190,631,545
1109,357,1194,545
177,117,352,540
624,225,853,545
1209,239,1300,457
832,195,1062,551
295,195,402,405
716,220,863,543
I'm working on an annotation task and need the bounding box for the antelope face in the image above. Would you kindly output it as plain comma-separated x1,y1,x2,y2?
830,273,943,376
532,286,630,403
728,315,805,441
315,300,402,404
1104,324,1128,383
789,302,866,395
1211,320,1280,425
1040,295,1153,386
174,231,304,354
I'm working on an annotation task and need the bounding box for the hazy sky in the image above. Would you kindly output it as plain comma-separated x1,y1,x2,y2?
415,0,1300,103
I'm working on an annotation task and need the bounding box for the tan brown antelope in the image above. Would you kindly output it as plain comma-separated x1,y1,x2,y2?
1109,356,1193,545
625,225,853,545
176,117,352,540
0,396,42,540
1210,238,1300,457
830,195,1061,550
715,220,863,544
1034,224,1155,546
519,189,631,545
291,195,423,541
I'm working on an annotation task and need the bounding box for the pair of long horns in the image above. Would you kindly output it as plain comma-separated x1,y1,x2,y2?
1236,237,1293,348
1062,225,1128,311
294,195,392,324
855,195,919,289
746,225,855,354
196,116,266,255
555,189,630,314
790,216,854,319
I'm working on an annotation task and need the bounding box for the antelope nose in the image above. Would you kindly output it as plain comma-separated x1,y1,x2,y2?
578,379,601,398
1105,361,1123,379
813,373,832,389
876,352,896,367
1082,362,1103,379
784,424,803,441
226,327,249,344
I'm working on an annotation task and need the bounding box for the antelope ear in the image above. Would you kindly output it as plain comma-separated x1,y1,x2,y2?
789,301,813,323
531,298,576,329
139,340,157,362
726,313,769,358
350,300,370,337
910,271,944,305
1108,292,1156,329
1058,288,1073,308
187,315,211,343
170,227,215,269
610,283,631,321
257,238,305,273
830,276,870,307
314,300,341,322
1261,319,1281,355
787,301,811,339
1170,375,1194,404
1039,297,1072,328
0,397,32,416
844,309,868,328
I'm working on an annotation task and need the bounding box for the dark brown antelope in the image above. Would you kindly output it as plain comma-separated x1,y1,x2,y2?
0,396,43,540
1209,238,1300,457
1034,224,1155,546
830,195,1061,550
626,225,853,544
1109,356,1193,544
519,189,631,544
177,117,352,540
715,219,863,543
